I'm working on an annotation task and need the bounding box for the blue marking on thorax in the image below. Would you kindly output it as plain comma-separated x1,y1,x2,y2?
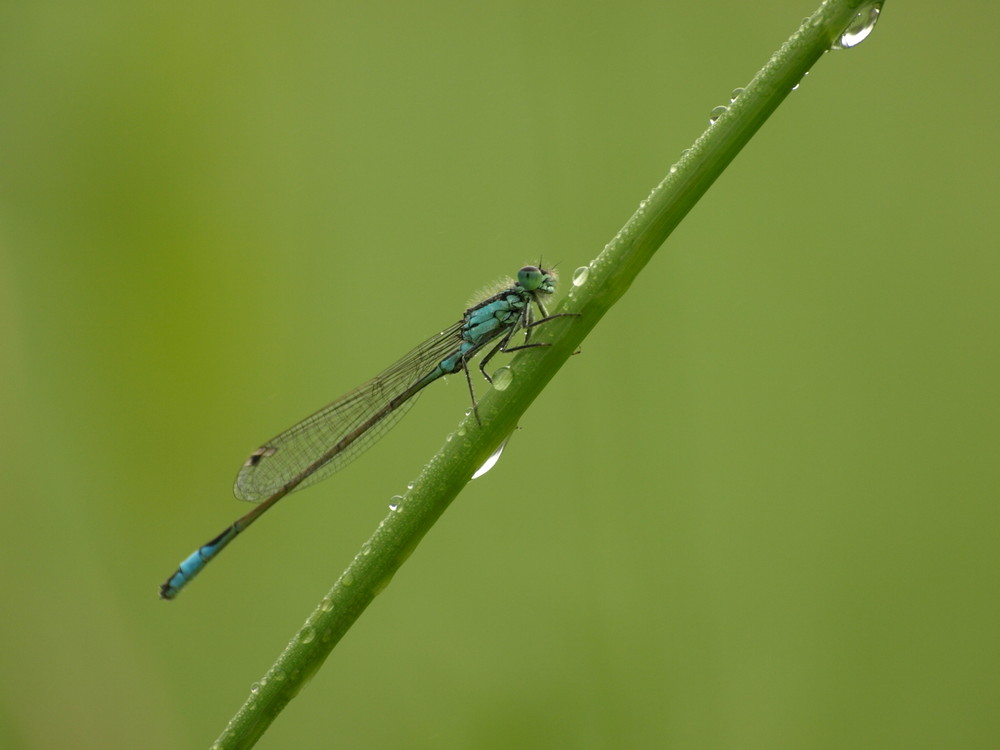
464,294,524,343
433,290,528,376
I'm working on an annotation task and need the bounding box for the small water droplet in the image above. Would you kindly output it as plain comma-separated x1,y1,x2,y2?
492,366,513,391
472,436,510,479
341,571,354,588
273,668,287,681
250,682,262,695
388,495,403,511
456,425,466,437
406,481,415,490
729,87,744,103
572,266,589,287
708,105,728,125
832,2,882,50
299,627,316,644
372,572,394,596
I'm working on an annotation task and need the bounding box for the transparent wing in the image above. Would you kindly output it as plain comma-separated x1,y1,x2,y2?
234,321,465,502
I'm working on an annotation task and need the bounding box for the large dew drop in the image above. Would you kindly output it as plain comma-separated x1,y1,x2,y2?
472,436,510,479
832,2,883,50
492,366,514,391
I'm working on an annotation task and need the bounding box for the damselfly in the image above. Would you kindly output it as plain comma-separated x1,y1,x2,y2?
160,265,569,599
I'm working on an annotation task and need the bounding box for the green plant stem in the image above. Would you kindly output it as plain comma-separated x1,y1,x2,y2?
211,2,876,747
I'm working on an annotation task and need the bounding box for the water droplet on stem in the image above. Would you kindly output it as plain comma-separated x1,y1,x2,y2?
708,105,728,125
832,2,883,50
492,366,513,391
472,436,510,479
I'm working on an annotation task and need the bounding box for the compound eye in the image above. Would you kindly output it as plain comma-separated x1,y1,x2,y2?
517,266,543,290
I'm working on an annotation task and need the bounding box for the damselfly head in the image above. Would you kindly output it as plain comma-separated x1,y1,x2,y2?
517,265,557,294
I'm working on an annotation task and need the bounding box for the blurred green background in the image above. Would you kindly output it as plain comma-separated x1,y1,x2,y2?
2,2,998,748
